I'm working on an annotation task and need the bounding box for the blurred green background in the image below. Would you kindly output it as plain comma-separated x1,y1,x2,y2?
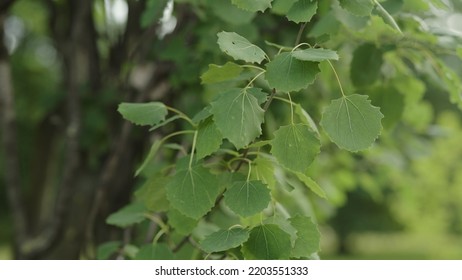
1,0,462,259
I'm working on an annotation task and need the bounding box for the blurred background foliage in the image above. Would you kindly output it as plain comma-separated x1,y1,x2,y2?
1,0,462,259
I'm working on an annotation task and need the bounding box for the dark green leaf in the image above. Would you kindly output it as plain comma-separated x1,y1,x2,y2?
217,32,267,64
135,174,169,212
286,0,318,23
290,215,321,258
224,180,271,217
201,62,243,84
368,85,404,129
242,224,292,259
321,94,384,151
200,228,250,253
252,156,277,189
271,0,298,15
97,241,121,260
271,124,320,173
350,43,384,88
294,104,319,136
339,0,374,16
135,140,162,177
106,202,147,228
211,88,265,149
118,102,168,126
196,117,223,159
209,0,255,25
192,106,212,124
165,157,221,219
295,172,327,199
168,208,198,235
265,52,320,92
231,0,273,12
135,243,176,260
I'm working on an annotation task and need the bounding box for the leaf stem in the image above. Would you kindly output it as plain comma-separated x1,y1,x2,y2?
292,42,312,52
373,0,403,34
264,40,292,52
246,160,252,182
189,130,198,169
244,70,266,89
242,65,265,71
166,106,196,127
327,60,346,98
163,130,196,142
287,93,294,125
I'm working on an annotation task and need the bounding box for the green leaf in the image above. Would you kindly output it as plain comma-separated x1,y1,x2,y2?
196,117,223,159
271,124,320,173
217,32,267,64
97,241,121,260
292,48,339,62
167,208,198,235
165,157,221,219
209,0,255,25
135,174,169,212
368,85,404,129
295,172,327,199
271,0,298,15
106,202,147,228
286,0,318,23
118,102,167,126
242,224,292,259
224,180,271,217
231,0,273,12
308,10,340,37
135,243,175,260
265,52,320,92
339,0,374,16
201,62,243,84
248,87,268,104
252,156,277,189
350,43,384,88
135,140,162,177
290,215,321,258
294,104,319,136
211,88,265,149
192,106,212,124
200,228,250,253
320,94,384,152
